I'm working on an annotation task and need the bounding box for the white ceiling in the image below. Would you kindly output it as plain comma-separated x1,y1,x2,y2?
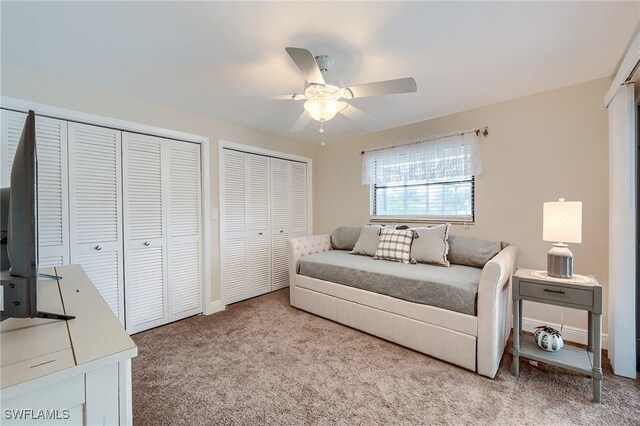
1,1,638,143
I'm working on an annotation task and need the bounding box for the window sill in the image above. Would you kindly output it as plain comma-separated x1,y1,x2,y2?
369,216,474,225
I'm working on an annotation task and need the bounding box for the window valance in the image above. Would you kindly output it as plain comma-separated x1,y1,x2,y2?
361,131,483,186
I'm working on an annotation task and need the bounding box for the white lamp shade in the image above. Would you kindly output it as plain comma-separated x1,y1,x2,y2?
304,98,347,122
543,200,582,243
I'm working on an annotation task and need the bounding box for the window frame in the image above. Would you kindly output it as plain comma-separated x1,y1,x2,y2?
369,176,475,224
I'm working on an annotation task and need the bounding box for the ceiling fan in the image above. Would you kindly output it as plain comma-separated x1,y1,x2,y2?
255,47,418,133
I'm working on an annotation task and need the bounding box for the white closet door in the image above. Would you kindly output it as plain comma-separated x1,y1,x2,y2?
1,110,26,187
69,123,124,324
222,150,272,303
290,161,307,236
1,111,70,267
270,158,290,291
167,140,202,321
221,149,248,304
247,154,271,297
123,133,167,333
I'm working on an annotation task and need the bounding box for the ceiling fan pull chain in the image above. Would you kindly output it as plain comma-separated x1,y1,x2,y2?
320,120,325,147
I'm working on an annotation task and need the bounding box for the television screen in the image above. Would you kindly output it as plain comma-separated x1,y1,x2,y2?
1,110,38,319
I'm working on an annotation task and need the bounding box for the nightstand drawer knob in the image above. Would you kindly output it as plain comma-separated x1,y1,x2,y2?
543,289,565,294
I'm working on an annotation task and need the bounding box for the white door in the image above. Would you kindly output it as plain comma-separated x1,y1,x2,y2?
270,158,290,291
289,161,308,239
1,111,70,268
247,153,271,297
221,149,248,304
68,122,124,324
167,140,202,321
123,133,167,333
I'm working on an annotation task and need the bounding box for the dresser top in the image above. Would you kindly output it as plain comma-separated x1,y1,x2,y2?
1,265,137,393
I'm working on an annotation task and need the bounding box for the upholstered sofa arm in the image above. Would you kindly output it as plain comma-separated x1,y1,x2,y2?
476,244,518,378
288,235,332,305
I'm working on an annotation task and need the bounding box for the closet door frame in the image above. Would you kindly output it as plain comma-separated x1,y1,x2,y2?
0,97,213,317
218,140,313,306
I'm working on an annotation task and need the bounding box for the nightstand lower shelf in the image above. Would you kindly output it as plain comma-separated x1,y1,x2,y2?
517,335,593,375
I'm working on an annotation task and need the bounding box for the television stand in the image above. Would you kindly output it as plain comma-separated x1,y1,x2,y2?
36,311,75,320
1,265,137,425
38,272,63,280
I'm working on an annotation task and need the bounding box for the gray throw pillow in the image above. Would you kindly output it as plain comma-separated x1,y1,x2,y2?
350,225,387,257
330,226,362,251
411,224,450,267
448,235,502,268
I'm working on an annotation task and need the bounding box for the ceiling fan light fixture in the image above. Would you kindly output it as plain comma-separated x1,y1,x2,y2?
292,93,305,101
304,98,347,122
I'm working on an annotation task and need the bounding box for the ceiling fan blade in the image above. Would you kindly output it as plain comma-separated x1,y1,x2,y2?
236,93,301,101
339,104,381,131
290,111,312,132
285,47,325,86
347,77,417,99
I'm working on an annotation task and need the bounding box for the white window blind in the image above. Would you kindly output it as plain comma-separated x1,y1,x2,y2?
363,131,482,221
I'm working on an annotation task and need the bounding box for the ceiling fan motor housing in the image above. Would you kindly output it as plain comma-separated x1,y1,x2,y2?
314,55,344,90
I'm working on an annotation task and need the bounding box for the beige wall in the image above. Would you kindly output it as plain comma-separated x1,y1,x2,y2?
314,78,611,333
1,65,315,304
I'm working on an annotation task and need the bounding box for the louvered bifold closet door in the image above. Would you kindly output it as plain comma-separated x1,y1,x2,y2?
1,110,26,187
247,153,271,298
69,123,124,324
289,161,308,241
123,133,168,333
221,149,248,304
167,140,202,321
270,158,290,291
1,111,70,267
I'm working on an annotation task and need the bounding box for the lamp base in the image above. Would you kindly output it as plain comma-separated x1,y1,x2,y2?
547,243,573,279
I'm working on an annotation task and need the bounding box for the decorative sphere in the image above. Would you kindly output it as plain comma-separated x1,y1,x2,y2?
534,325,563,352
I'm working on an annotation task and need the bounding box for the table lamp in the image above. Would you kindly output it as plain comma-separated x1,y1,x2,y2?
543,198,582,279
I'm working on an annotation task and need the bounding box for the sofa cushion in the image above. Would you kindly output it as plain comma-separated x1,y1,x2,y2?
298,250,482,315
411,224,450,267
448,235,502,268
330,226,362,250
373,228,415,264
350,225,385,257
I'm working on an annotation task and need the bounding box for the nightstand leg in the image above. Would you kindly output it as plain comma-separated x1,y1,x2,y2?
593,313,602,403
587,311,593,352
512,298,520,377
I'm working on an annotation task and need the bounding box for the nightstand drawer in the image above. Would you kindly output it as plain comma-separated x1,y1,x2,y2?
519,281,593,307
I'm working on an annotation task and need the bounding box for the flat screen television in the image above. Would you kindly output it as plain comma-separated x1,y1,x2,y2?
0,110,73,321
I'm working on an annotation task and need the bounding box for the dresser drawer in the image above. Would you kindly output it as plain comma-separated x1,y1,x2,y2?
519,281,593,307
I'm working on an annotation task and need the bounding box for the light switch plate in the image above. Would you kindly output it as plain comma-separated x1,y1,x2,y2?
210,208,219,221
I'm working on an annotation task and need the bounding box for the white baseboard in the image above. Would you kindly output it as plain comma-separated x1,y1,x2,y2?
204,300,225,315
521,316,608,350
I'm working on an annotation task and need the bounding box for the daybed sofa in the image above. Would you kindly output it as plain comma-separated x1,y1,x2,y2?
288,229,518,378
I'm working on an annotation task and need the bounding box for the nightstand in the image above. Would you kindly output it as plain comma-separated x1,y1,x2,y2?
512,268,603,403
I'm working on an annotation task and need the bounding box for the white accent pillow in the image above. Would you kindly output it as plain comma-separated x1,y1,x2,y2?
411,224,450,267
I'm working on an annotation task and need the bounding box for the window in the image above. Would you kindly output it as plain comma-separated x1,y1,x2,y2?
363,131,481,222
372,177,474,221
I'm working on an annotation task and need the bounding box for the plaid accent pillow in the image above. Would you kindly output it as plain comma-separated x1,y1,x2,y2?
373,228,416,264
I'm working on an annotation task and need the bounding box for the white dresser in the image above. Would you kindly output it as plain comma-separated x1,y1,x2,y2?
1,265,137,425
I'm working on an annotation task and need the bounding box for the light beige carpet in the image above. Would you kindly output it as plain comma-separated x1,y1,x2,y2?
132,289,639,425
